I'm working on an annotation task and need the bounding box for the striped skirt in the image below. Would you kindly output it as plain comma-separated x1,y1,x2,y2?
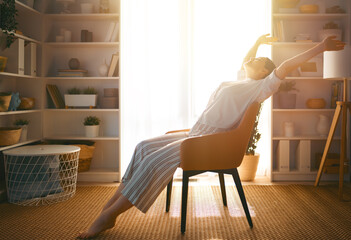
121,122,225,213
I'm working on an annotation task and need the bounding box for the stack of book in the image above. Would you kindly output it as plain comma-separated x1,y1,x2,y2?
57,69,88,77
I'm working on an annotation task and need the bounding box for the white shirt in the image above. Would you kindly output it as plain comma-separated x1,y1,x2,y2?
189,71,281,136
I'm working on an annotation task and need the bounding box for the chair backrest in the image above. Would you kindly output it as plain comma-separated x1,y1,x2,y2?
180,102,260,171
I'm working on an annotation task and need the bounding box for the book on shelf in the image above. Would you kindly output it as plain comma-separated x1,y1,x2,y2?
104,22,116,42
274,20,285,42
108,54,119,77
46,84,65,109
57,69,88,77
110,22,119,42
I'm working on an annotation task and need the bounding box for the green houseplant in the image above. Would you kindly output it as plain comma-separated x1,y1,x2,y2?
14,118,29,142
83,116,101,138
277,80,299,109
238,103,263,181
64,87,98,108
0,0,18,50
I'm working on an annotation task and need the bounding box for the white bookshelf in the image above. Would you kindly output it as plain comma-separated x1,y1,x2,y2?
270,0,351,182
0,0,121,182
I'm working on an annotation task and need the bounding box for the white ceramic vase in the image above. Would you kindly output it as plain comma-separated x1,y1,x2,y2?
85,125,100,138
98,59,109,77
19,125,28,142
316,114,329,136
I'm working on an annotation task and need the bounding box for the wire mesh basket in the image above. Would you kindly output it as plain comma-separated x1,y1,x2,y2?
3,145,80,206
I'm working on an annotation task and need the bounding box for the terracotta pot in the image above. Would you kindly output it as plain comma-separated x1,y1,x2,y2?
238,154,260,181
0,94,11,112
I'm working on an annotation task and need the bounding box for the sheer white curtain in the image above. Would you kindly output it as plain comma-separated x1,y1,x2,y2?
120,0,271,177
120,0,190,175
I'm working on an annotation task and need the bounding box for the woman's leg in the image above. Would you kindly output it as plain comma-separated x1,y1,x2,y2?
78,194,133,239
101,183,125,211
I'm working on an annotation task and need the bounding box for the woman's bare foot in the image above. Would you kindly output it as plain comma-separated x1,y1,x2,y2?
77,211,116,239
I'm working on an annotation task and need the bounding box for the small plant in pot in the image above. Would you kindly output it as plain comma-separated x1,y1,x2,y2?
14,118,29,142
65,87,98,109
277,80,299,109
84,116,101,138
238,103,262,181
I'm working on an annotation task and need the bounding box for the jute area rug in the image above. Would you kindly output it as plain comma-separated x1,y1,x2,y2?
0,184,350,240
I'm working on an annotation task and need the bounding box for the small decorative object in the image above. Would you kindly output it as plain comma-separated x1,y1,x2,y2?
0,127,22,146
102,88,118,109
99,0,110,13
306,98,326,109
81,3,94,13
319,21,342,41
68,58,80,70
98,59,109,76
316,114,329,137
326,5,345,13
277,80,299,109
277,0,300,13
84,116,101,138
86,31,93,42
8,92,21,111
0,0,18,49
64,30,72,42
14,119,29,142
0,56,7,71
18,97,35,110
299,4,319,13
238,103,262,181
0,92,12,111
283,121,294,137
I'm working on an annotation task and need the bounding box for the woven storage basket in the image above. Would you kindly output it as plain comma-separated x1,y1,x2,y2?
44,140,95,173
0,127,22,146
75,144,95,172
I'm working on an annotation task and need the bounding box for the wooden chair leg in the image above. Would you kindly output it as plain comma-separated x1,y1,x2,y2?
218,173,227,206
181,171,190,234
232,168,253,228
166,178,173,212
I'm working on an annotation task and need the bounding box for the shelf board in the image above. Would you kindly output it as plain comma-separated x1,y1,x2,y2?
44,136,119,141
273,13,348,20
15,0,41,15
273,109,335,112
0,71,39,79
0,110,41,116
272,136,341,140
45,109,119,112
45,76,119,80
0,139,41,152
45,42,119,48
44,13,119,20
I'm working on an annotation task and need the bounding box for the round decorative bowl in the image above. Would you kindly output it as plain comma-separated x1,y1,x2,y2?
18,97,35,110
299,4,319,13
0,127,22,146
306,98,326,109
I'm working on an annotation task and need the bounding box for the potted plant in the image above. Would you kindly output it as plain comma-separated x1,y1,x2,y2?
277,80,299,109
84,116,100,138
238,103,262,181
64,87,98,109
0,0,18,50
14,118,29,142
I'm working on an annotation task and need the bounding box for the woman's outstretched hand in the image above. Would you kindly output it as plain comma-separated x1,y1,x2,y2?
323,36,345,51
256,33,278,45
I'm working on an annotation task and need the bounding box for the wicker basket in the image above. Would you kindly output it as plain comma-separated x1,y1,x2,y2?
0,127,22,146
44,140,95,173
75,144,95,172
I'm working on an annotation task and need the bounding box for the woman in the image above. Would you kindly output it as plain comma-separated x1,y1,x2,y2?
78,35,345,238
